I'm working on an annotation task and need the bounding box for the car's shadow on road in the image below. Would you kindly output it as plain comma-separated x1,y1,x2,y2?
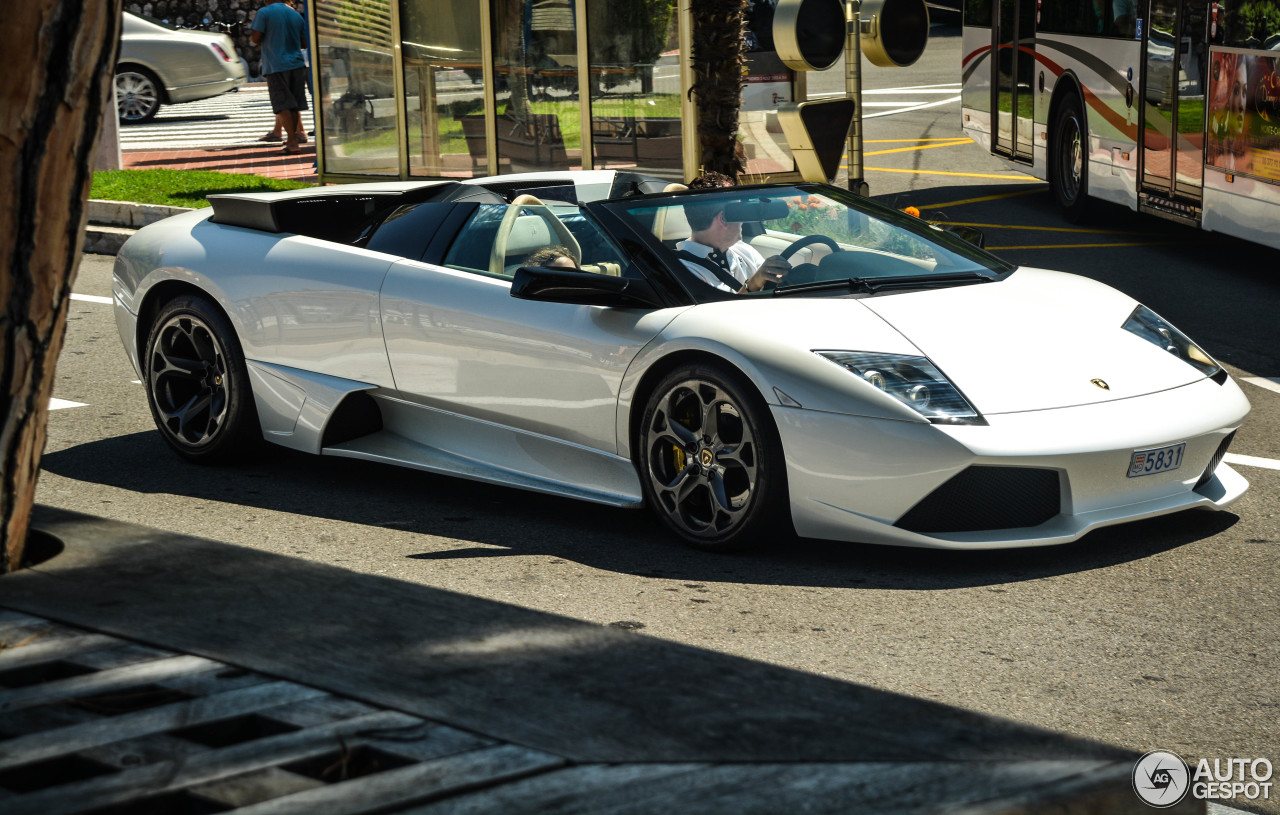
40,430,1240,592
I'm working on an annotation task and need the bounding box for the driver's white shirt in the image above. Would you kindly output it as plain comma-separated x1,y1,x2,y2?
676,239,765,292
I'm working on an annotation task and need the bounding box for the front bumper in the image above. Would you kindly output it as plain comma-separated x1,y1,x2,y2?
775,376,1251,549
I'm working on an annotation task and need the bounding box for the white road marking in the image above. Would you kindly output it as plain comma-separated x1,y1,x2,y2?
872,83,963,90
864,96,961,118
1242,376,1280,395
806,84,962,118
71,293,112,305
811,83,961,98
1210,803,1264,815
50,398,86,410
1225,453,1280,471
862,86,962,94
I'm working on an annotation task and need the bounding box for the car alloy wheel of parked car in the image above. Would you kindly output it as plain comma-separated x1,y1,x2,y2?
116,68,163,123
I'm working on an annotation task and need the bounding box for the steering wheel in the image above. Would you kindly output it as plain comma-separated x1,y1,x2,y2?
779,234,842,263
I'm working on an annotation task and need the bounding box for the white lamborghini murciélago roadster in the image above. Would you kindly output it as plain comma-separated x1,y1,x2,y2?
113,171,1249,551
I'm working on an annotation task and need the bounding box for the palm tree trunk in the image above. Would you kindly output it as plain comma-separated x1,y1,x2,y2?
1,0,122,572
690,0,749,177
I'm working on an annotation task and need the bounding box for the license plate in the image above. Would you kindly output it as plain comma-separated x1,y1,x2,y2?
1128,442,1186,478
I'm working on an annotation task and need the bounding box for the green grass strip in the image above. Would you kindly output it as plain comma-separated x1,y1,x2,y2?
91,169,314,209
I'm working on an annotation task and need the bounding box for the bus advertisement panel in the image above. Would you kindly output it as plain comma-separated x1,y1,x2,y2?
1207,48,1280,183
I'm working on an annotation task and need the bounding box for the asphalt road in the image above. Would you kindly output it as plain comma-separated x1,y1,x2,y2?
39,22,1280,814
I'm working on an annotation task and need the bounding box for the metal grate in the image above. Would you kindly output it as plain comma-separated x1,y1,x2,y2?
895,466,1062,534
0,611,563,815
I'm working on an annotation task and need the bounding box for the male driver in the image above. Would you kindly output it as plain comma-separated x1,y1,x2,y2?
677,199,791,294
251,0,309,155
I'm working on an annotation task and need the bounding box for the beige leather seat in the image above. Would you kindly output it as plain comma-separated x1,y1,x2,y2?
489,194,581,276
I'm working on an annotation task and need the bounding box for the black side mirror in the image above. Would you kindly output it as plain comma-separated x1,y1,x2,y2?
942,224,986,248
511,266,664,308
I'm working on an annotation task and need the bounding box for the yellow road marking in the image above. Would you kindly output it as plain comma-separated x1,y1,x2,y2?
862,167,1042,181
932,221,1162,237
912,188,1046,209
987,241,1179,250
864,138,977,143
865,140,973,157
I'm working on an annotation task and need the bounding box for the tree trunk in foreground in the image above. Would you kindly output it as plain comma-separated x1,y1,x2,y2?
690,0,749,178
1,0,122,572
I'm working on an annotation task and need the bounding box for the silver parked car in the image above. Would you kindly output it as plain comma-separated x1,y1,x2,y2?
116,12,247,123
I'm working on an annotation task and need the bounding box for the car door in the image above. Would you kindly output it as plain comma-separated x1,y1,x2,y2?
378,202,685,456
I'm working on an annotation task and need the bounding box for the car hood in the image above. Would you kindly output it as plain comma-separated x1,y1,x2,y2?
859,267,1207,414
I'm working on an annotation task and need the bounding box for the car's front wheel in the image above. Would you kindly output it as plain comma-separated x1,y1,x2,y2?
116,68,162,123
143,295,259,463
639,363,788,551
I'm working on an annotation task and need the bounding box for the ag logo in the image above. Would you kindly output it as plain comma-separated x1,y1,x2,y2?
1133,750,1190,807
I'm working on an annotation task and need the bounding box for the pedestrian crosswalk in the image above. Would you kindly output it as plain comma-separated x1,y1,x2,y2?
119,86,316,151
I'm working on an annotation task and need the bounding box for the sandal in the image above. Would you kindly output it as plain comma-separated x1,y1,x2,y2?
258,133,283,142
282,146,301,155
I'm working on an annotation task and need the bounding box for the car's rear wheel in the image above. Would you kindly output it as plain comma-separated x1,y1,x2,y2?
116,68,162,123
143,295,259,463
639,363,788,551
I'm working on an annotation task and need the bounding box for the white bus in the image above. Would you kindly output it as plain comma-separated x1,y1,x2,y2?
961,0,1280,250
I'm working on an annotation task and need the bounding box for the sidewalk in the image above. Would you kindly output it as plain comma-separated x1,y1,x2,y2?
0,505,1200,813
123,142,318,183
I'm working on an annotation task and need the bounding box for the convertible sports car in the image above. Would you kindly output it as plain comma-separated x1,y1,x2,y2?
112,170,1250,551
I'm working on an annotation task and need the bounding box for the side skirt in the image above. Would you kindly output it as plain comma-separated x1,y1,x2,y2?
325,395,645,509
247,360,645,508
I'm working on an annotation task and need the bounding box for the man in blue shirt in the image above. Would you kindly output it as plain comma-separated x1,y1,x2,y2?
251,0,309,154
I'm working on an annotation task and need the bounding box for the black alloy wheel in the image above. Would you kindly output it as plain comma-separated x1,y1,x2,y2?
144,295,259,463
1052,93,1089,222
639,363,787,551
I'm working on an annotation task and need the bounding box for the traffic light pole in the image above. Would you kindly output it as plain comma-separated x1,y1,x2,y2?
846,0,869,195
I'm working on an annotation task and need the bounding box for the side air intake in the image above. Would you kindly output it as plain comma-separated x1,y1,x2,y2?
1195,431,1236,491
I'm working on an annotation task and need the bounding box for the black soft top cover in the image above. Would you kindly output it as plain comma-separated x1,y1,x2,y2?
207,182,506,244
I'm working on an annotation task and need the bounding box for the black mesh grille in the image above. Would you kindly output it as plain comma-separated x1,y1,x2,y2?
895,466,1061,534
1195,431,1236,491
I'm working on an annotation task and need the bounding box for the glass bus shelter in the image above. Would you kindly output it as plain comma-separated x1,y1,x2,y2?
309,0,802,183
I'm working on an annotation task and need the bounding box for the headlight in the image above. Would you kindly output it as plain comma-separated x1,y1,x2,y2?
815,351,984,424
1122,305,1220,377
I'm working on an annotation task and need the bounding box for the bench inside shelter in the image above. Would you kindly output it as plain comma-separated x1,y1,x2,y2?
592,117,683,169
462,113,568,171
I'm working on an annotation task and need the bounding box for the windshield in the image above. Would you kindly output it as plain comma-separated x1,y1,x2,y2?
602,184,1012,297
